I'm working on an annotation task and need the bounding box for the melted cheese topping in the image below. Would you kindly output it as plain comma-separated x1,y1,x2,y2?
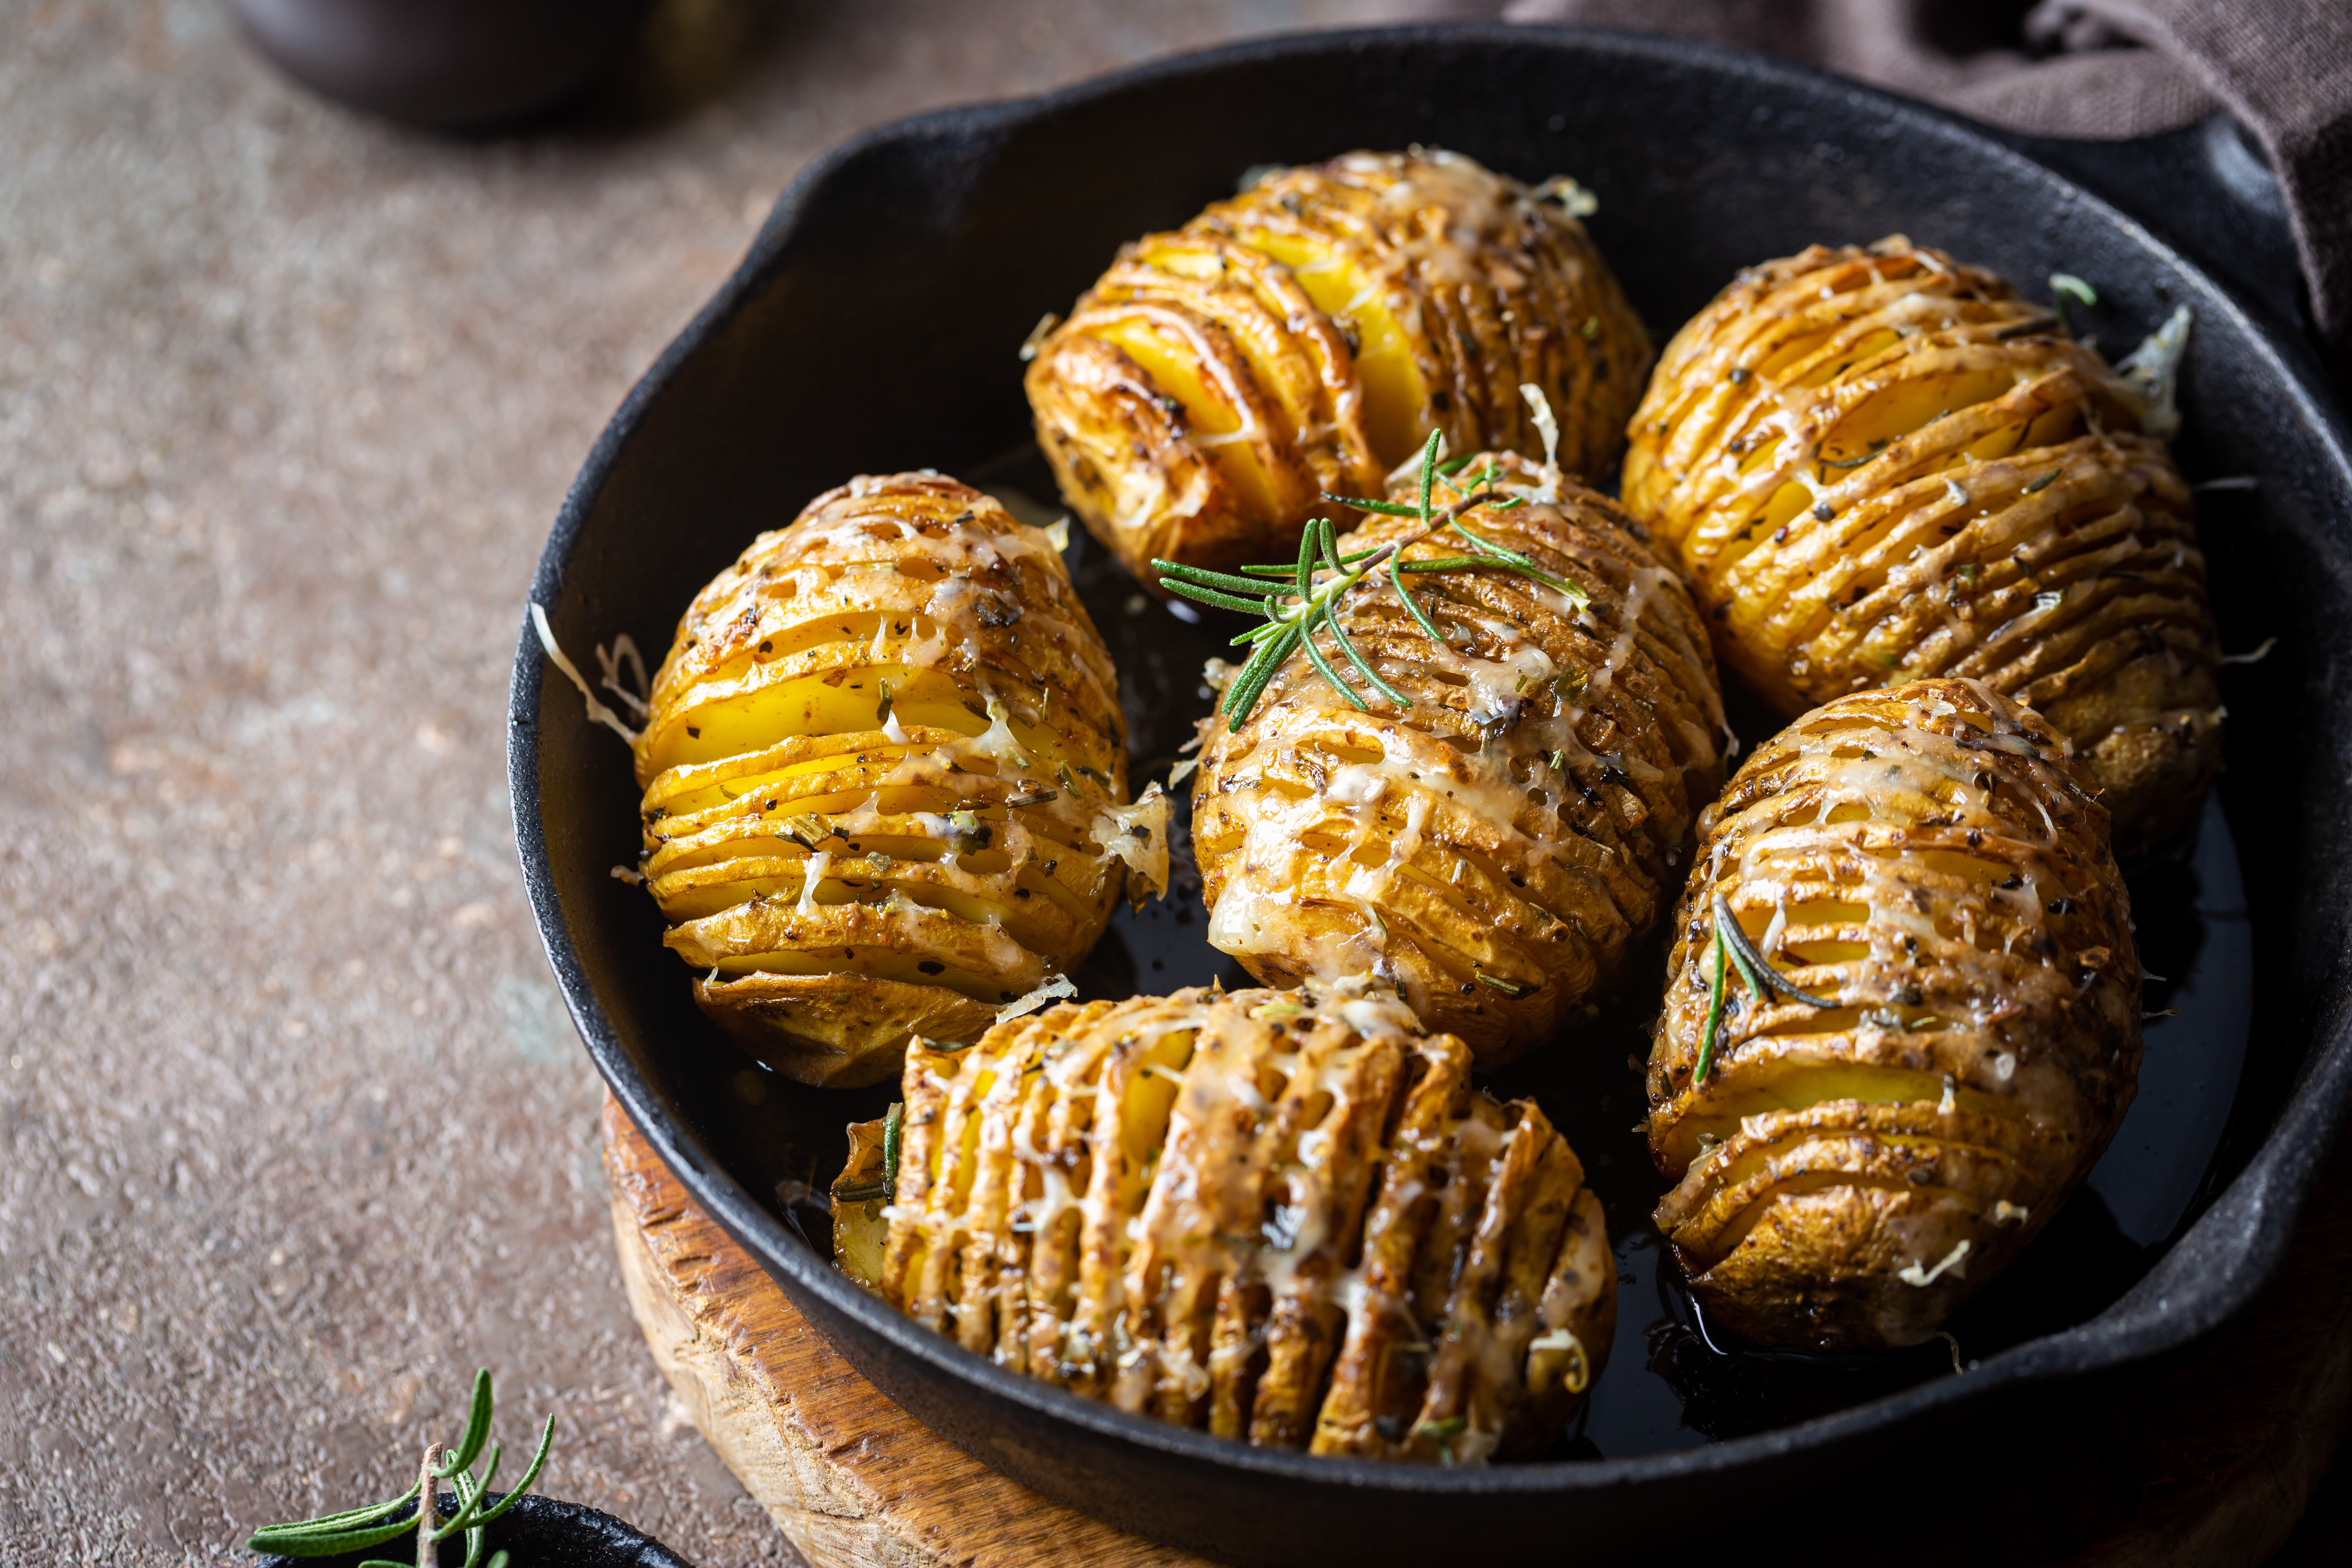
630,474,1144,1024
1193,452,1724,1066
862,976,1614,1464
1024,148,1652,577
1621,237,2222,851
1645,677,2142,1350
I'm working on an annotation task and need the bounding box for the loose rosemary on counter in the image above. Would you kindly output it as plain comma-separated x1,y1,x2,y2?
1152,430,1587,730
246,1369,554,1567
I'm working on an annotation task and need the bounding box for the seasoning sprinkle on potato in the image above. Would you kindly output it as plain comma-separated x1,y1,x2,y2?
1622,237,2221,852
832,977,1615,1462
1647,678,2142,1351
631,472,1164,1088
1027,149,1650,581
1192,449,1724,1066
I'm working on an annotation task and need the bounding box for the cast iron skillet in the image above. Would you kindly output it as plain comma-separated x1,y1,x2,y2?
511,25,2352,1565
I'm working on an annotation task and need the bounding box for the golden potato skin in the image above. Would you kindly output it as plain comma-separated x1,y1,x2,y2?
1194,453,1724,1066
632,473,1164,1088
1646,679,2142,1351
1621,238,2221,853
836,978,1615,1463
1026,149,1651,581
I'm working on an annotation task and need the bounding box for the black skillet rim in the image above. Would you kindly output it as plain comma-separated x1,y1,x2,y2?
510,20,2352,1500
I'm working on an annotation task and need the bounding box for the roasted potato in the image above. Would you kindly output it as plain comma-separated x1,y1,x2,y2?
832,977,1616,1463
1026,149,1651,581
1646,678,2142,1351
1621,238,2220,852
631,472,1167,1089
1192,450,1725,1066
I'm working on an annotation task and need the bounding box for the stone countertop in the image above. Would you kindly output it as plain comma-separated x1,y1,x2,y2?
0,3,1419,1561
10,5,2352,1566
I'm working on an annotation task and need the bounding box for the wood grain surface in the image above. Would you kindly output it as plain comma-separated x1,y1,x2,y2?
602,1093,1209,1568
602,1091,2352,1568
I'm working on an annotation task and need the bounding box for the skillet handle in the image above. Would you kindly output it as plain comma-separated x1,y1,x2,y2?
1999,113,2308,345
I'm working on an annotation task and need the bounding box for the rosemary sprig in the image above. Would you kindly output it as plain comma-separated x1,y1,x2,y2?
833,1099,905,1205
246,1369,554,1568
1694,892,1835,1082
1153,430,1587,730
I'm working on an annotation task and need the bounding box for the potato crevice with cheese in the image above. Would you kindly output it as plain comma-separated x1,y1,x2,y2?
832,978,1615,1463
631,473,1163,1088
1027,149,1651,579
1646,678,2142,1350
1193,452,1724,1065
1621,238,2221,852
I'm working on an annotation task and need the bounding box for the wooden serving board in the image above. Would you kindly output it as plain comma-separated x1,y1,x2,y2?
602,1092,2352,1568
603,1092,1208,1568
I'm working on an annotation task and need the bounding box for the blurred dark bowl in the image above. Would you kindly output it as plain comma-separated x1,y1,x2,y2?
222,0,655,128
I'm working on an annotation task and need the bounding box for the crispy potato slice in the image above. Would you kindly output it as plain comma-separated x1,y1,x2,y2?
840,978,1613,1463
1621,238,2221,851
630,474,1167,1088
1645,678,2142,1350
1027,149,1650,580
1193,452,1725,1065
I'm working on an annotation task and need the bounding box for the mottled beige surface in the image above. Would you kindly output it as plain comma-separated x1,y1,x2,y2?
0,3,1419,1562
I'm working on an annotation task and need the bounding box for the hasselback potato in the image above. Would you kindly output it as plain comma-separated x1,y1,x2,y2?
1621,237,2220,852
631,472,1166,1089
1646,678,2142,1350
1193,449,1725,1066
831,977,1616,1462
1025,148,1651,581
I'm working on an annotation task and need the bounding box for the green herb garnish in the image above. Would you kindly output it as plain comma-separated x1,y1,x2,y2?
2049,272,2097,334
2023,467,2063,494
1694,891,1835,1082
246,1369,552,1568
835,1099,905,1204
1413,1415,1469,1466
1152,432,1586,731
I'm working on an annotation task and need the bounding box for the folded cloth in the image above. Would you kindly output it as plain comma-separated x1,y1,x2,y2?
1477,0,2352,373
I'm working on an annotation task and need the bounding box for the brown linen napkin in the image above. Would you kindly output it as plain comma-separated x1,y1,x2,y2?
1476,0,2352,372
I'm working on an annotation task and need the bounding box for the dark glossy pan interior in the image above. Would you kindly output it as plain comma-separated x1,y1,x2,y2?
513,25,2352,1565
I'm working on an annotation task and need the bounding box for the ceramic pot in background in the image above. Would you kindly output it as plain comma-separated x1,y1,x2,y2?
221,0,655,128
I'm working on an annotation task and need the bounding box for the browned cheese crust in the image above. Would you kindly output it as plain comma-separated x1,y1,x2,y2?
630,474,1166,1088
1193,453,1724,1066
1620,238,2221,852
1025,148,1651,581
837,978,1615,1464
1646,679,2142,1350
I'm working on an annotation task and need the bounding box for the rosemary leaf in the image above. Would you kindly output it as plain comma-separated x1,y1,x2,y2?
1298,614,1368,710
454,1417,554,1535
1321,494,1422,517
1715,891,1835,1007
440,1369,495,1474
1324,601,1409,707
1151,561,1287,596
1162,579,1277,616
1696,922,1731,1082
1389,559,1446,643
250,1514,423,1555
